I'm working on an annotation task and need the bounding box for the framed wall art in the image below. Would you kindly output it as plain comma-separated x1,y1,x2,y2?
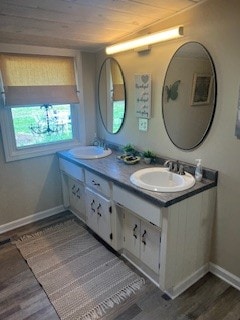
190,73,213,106
135,74,151,118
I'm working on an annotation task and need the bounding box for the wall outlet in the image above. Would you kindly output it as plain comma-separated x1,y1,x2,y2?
139,118,148,131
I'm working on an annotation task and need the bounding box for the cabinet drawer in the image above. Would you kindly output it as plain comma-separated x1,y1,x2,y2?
113,185,162,228
59,158,84,182
85,170,111,197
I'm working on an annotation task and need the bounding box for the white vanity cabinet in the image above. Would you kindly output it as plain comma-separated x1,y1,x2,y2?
113,183,216,299
58,154,217,299
59,158,86,221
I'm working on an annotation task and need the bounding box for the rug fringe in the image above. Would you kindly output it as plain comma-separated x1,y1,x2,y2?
13,219,77,244
80,277,145,320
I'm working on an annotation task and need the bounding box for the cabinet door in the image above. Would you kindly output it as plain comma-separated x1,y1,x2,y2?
69,177,77,208
85,188,111,244
124,213,141,259
68,178,85,221
96,193,111,244
140,221,161,274
85,188,98,234
75,184,84,210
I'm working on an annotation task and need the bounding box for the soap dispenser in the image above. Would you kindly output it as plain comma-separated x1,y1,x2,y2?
195,159,203,182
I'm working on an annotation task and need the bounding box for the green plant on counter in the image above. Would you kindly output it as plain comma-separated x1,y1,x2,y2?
142,150,156,159
122,144,137,155
142,150,156,164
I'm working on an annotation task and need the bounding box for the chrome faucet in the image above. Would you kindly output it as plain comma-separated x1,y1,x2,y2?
97,139,108,150
163,159,171,167
164,159,174,171
178,164,185,175
164,159,185,175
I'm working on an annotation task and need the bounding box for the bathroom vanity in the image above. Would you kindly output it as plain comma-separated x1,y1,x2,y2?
58,150,217,299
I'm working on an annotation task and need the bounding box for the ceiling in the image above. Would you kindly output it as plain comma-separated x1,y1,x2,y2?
0,0,205,52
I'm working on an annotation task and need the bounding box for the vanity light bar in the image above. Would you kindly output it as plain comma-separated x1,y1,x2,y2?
106,26,184,55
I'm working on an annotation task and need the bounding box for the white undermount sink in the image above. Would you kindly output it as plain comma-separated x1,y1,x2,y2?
69,146,112,159
130,167,195,192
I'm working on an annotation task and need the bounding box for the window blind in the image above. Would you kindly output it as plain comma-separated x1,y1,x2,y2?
0,54,79,106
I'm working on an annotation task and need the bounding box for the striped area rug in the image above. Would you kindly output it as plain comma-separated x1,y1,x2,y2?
14,219,145,320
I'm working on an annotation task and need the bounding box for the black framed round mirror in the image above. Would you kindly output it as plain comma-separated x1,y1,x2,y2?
162,42,217,150
98,58,126,134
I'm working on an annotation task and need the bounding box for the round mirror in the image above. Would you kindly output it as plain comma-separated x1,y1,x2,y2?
162,42,217,150
98,58,126,134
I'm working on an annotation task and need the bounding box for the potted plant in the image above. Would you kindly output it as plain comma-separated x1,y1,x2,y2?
122,144,137,156
142,150,156,164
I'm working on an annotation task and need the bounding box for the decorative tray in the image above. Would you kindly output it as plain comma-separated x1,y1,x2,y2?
117,154,141,165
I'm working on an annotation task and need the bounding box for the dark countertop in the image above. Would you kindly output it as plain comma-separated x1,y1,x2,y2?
58,150,218,208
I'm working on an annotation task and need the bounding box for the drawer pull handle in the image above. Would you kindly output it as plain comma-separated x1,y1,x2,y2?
142,230,147,245
91,199,95,212
133,224,138,239
92,179,100,187
97,203,102,217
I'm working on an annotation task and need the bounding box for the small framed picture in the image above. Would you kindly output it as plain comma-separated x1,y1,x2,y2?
190,73,213,106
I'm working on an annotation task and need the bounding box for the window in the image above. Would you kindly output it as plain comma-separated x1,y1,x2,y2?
0,54,81,161
0,103,80,161
113,101,125,133
12,104,73,147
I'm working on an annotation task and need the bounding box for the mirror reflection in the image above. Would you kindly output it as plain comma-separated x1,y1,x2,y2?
162,42,216,150
98,58,126,134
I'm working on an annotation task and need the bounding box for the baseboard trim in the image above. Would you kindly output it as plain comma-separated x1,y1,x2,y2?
165,263,209,299
0,205,65,234
209,262,240,291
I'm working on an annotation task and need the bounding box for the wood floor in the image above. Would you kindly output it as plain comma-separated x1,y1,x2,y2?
0,211,239,320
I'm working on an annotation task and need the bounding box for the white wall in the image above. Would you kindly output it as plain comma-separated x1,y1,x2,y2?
96,0,240,279
0,45,96,226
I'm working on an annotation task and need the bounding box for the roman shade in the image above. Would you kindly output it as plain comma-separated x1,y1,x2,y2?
110,60,124,101
112,84,124,101
0,54,79,106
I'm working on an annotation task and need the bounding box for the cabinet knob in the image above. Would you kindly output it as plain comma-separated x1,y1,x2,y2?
133,224,138,239
142,230,147,245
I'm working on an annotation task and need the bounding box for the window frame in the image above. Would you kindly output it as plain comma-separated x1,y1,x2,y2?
0,103,81,162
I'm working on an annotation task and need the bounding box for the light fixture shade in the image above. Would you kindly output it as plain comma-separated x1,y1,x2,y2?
106,26,183,55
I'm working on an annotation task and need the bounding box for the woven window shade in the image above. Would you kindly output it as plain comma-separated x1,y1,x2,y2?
110,60,124,101
112,84,124,101
0,54,79,106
